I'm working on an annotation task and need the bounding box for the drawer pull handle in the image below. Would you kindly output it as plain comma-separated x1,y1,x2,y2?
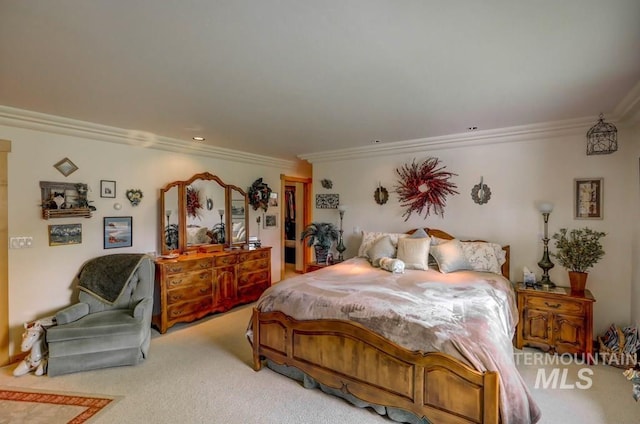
544,302,561,309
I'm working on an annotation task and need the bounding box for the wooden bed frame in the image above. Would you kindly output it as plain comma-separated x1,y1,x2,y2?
251,228,509,424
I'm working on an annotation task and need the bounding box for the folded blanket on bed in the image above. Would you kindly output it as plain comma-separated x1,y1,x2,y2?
78,253,146,304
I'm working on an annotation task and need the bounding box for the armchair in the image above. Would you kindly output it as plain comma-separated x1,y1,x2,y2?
46,254,154,376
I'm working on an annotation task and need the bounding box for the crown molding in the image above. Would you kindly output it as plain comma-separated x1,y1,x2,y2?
613,80,640,124
298,116,597,163
0,106,296,169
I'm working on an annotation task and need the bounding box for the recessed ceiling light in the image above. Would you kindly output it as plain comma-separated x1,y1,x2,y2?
467,126,478,131
192,136,205,141
372,140,381,144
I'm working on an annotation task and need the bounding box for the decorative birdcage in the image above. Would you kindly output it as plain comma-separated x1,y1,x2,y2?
586,113,617,155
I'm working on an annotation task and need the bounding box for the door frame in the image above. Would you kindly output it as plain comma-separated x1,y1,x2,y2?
279,174,311,281
0,140,11,366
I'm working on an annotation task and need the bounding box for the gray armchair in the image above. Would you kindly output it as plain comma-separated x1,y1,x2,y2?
46,254,154,376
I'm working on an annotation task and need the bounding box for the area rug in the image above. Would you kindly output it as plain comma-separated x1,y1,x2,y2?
0,386,119,423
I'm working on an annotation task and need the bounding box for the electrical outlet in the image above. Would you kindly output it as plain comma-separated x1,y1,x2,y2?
9,236,33,249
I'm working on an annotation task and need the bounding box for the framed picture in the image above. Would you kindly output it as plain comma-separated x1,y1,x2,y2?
48,223,82,246
100,180,116,198
231,201,245,217
104,216,133,249
574,178,603,219
263,213,278,229
53,157,78,177
268,192,278,207
316,193,339,209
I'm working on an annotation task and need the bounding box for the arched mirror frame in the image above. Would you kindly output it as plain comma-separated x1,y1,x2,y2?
159,172,249,255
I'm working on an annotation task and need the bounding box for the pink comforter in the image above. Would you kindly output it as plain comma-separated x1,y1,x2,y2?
254,257,541,424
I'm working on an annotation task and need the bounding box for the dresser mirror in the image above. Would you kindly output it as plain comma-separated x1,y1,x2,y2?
159,172,249,255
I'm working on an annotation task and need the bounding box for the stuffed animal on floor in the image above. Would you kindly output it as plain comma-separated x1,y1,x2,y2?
13,321,48,377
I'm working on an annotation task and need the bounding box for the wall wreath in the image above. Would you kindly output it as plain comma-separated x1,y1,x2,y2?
248,178,272,212
395,158,458,220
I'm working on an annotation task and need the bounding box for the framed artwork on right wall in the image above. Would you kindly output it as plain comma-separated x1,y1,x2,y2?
574,178,603,219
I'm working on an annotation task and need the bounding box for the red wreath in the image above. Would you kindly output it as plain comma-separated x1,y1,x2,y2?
395,158,459,221
186,186,203,219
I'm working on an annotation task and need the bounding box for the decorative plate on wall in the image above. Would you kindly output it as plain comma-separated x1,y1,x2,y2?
374,185,389,205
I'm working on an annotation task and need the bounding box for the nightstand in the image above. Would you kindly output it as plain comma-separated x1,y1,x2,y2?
515,284,595,358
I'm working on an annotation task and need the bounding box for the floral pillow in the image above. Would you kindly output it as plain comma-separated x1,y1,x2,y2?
461,241,505,274
357,231,408,258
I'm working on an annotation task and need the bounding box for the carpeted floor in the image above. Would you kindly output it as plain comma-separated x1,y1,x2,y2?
0,303,638,423
0,386,118,423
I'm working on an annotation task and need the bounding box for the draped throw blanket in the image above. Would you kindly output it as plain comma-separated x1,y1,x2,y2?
78,254,146,304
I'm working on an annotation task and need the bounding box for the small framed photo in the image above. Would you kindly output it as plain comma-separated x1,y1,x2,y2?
268,192,278,207
48,223,82,246
574,178,603,219
263,213,278,229
100,180,116,198
316,193,339,209
104,216,133,249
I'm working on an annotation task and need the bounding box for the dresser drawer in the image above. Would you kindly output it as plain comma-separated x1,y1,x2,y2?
167,297,213,319
167,280,212,304
240,250,269,262
163,258,211,274
214,254,238,267
239,258,269,273
238,270,269,289
525,295,585,315
166,269,211,289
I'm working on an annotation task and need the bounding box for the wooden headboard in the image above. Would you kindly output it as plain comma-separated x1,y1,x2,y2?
407,228,511,280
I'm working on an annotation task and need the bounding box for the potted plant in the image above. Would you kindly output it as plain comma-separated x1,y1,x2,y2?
300,222,339,264
551,227,606,293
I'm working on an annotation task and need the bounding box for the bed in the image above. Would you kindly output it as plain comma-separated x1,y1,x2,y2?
247,228,540,424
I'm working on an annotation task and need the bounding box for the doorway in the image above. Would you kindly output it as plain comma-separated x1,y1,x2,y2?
280,175,311,281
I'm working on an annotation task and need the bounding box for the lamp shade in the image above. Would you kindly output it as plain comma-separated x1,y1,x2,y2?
338,205,347,213
538,202,554,214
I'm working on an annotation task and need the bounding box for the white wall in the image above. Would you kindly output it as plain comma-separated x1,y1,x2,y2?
629,123,640,326
3,123,303,356
311,129,632,336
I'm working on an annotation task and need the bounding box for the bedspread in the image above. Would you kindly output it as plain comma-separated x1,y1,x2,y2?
252,257,541,424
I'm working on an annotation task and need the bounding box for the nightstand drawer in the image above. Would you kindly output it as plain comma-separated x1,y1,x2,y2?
526,296,585,315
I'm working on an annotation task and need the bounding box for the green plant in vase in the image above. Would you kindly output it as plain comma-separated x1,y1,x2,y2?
300,222,339,264
551,227,606,293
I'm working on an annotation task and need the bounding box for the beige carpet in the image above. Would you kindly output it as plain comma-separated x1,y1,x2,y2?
0,386,118,423
0,303,638,423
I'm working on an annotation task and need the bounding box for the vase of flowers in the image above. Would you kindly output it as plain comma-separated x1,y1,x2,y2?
300,222,339,264
551,227,606,294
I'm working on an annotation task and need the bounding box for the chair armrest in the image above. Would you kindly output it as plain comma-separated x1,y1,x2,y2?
55,303,90,325
133,297,152,319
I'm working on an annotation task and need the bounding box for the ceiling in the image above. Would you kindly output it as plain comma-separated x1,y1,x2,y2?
1,1,639,161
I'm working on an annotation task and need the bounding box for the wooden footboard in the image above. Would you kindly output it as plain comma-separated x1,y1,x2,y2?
251,308,499,424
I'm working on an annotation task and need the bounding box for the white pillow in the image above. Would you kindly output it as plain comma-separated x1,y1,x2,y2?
186,227,208,244
379,257,405,273
429,239,471,273
366,236,396,267
396,237,431,270
358,231,409,258
461,241,505,274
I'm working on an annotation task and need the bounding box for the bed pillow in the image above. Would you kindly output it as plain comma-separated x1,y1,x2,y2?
461,241,505,274
429,239,471,273
379,257,405,273
366,235,396,267
186,226,209,244
410,228,428,239
357,231,408,258
396,237,431,270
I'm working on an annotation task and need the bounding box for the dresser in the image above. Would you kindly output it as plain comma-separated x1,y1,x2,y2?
515,284,595,357
153,247,271,333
